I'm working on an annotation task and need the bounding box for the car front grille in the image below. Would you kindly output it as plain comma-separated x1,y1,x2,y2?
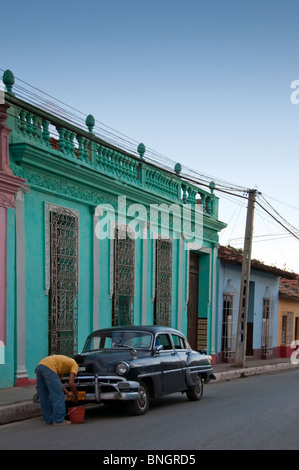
63,374,125,394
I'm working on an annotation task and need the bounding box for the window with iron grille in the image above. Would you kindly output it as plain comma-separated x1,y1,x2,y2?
221,279,238,359
112,226,135,326
281,314,287,345
154,238,173,327
281,312,293,345
262,286,274,355
48,207,79,357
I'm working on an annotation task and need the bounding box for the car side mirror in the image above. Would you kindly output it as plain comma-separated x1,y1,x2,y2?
153,344,164,355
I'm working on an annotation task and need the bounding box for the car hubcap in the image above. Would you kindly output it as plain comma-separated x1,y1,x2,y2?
195,377,202,395
138,385,147,410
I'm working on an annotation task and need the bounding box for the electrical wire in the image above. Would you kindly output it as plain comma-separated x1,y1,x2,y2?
1,68,250,193
2,68,299,250
258,194,299,235
255,199,299,241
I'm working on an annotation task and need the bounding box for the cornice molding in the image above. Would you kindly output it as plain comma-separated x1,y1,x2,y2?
0,171,26,208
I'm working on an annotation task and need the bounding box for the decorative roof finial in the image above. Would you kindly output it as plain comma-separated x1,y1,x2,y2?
174,162,182,175
85,114,95,134
209,181,215,193
3,70,15,96
137,142,145,159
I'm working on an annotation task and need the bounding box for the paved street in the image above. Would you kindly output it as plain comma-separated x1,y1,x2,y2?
1,369,299,450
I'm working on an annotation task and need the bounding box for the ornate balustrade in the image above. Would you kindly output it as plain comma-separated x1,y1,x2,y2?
3,70,218,219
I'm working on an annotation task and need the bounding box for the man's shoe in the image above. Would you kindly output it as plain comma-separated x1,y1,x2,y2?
53,420,71,426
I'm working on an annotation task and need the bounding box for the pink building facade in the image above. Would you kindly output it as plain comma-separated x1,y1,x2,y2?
0,102,26,364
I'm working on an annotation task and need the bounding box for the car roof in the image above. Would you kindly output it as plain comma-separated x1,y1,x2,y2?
88,325,184,336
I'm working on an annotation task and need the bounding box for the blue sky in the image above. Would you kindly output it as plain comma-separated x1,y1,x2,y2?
1,0,299,272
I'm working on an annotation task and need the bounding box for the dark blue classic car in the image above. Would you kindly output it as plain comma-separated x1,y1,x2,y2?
63,325,215,415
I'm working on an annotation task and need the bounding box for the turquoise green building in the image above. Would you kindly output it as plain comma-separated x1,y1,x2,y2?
0,70,226,388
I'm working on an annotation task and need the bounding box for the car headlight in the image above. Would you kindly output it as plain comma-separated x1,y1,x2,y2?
115,362,130,376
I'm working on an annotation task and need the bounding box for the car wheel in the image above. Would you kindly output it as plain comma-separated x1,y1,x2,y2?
186,374,203,401
126,381,149,415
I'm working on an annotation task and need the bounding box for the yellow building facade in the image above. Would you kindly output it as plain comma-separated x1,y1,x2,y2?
277,278,299,358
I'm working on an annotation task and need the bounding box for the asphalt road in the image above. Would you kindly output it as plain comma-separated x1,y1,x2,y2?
1,369,299,451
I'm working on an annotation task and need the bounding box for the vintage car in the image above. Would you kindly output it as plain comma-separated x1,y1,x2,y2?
63,325,215,415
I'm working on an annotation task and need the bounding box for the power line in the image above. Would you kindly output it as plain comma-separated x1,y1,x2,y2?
229,232,295,244
3,69,299,250
2,68,250,194
255,199,299,241
258,194,299,234
262,193,299,212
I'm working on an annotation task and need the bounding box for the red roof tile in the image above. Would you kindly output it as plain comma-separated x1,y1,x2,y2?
218,245,297,280
279,278,299,299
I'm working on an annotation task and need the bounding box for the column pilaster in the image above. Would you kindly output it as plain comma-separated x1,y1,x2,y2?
15,186,30,385
0,102,26,381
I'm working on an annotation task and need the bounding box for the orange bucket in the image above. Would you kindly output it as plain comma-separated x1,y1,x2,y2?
68,406,86,424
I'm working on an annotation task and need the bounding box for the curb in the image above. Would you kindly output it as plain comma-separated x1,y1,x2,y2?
213,361,298,382
0,401,41,425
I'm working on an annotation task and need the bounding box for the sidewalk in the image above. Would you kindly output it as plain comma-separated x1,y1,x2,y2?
0,357,297,425
213,356,298,380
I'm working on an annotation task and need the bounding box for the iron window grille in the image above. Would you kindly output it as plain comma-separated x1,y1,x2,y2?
261,286,274,356
154,238,173,327
281,311,293,345
47,205,79,357
112,225,135,326
221,279,238,359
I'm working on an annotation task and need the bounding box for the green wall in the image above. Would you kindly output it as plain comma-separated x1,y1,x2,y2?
3,209,16,387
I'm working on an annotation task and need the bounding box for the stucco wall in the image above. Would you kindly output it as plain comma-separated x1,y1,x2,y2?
217,262,279,360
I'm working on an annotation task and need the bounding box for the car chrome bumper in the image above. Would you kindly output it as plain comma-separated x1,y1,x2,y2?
83,390,140,402
64,375,140,403
186,365,215,386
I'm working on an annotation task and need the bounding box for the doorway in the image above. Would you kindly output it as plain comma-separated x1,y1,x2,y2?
295,317,299,341
187,252,199,350
246,281,255,356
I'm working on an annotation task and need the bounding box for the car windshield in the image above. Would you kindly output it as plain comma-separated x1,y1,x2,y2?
83,330,153,352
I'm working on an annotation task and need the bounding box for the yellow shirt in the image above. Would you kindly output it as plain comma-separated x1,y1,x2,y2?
39,355,78,376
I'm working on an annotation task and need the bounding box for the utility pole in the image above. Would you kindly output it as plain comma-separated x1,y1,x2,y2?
234,189,257,368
